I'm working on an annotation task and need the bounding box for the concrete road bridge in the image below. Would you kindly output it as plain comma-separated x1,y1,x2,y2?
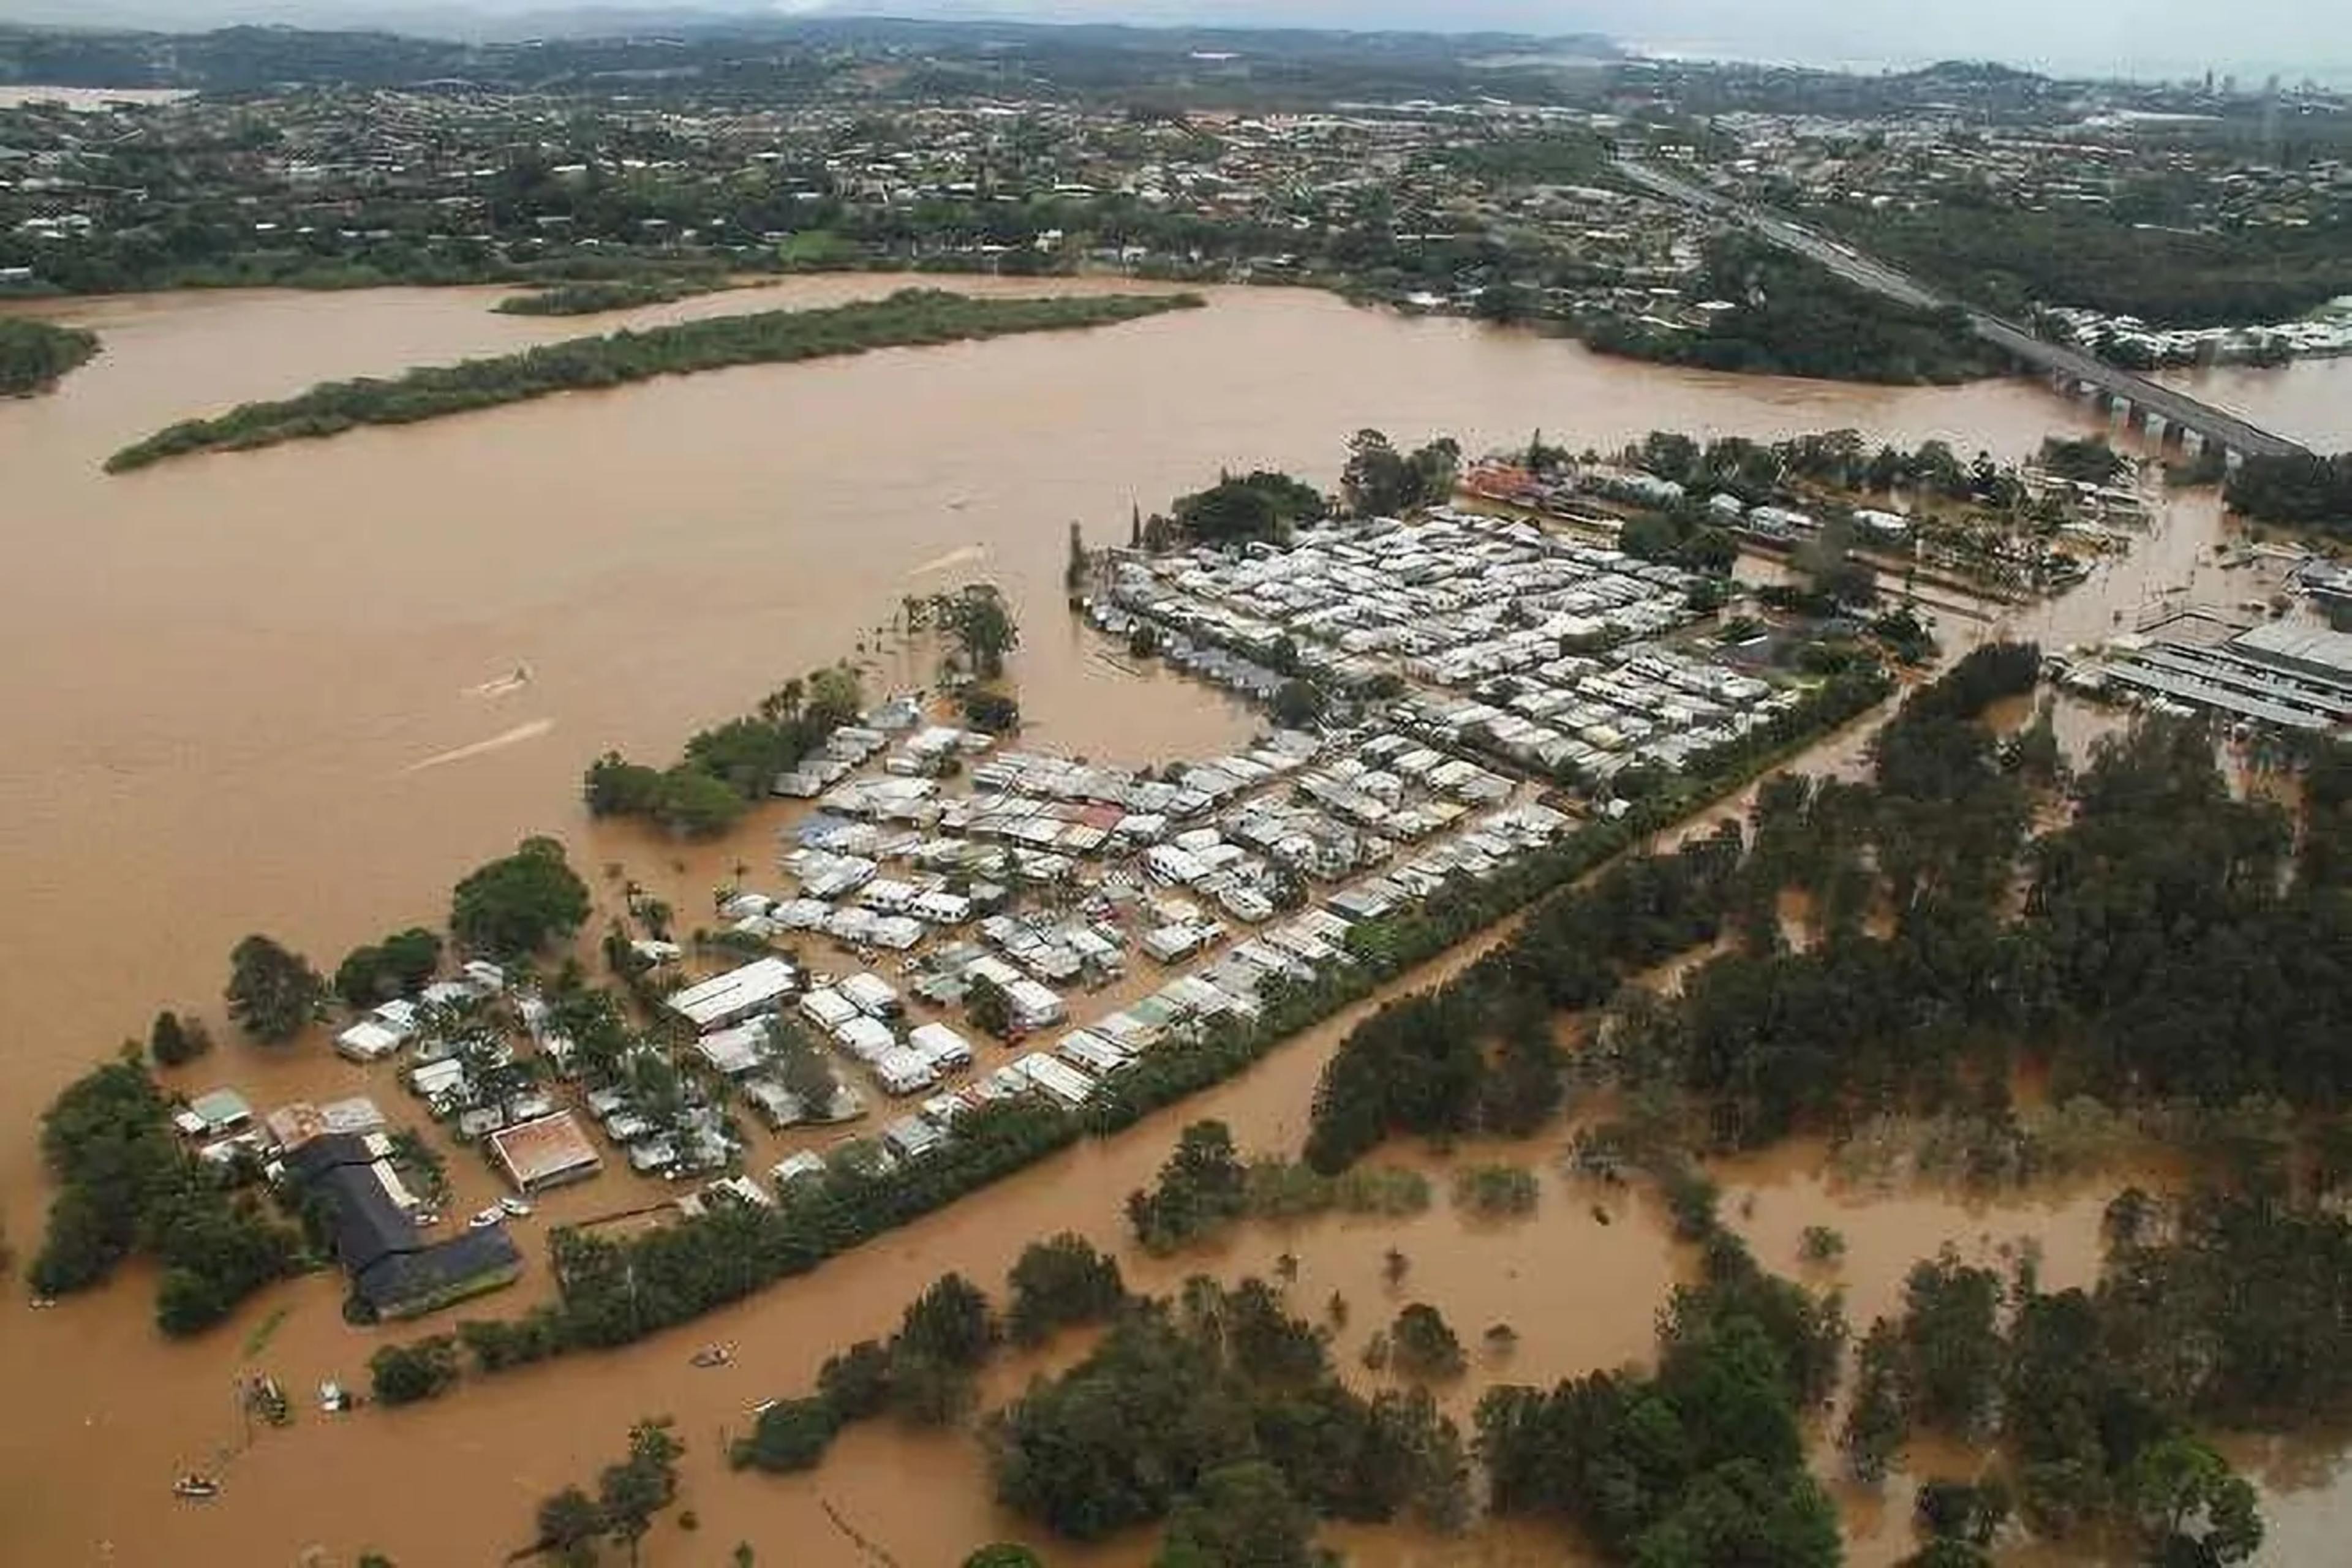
1612,157,2312,467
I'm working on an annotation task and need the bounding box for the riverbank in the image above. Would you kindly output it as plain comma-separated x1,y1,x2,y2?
104,288,1203,472
0,314,97,394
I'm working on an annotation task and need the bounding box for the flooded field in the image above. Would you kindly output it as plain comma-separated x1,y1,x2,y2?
0,274,2329,1564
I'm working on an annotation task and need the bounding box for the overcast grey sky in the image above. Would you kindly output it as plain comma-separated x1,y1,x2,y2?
7,0,2347,83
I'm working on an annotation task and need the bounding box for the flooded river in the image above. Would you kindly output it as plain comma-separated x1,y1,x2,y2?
0,276,2332,1564
2155,356,2352,454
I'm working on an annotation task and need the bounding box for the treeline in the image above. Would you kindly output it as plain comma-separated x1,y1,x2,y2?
1480,1231,1846,1568
28,1057,303,1335
1619,426,2044,512
104,288,1203,472
1604,647,2352,1155
1834,1186,2352,1563
1830,203,2352,327
584,582,1014,837
1305,821,1746,1172
1163,469,1329,549
367,660,1894,1396
492,276,731,317
989,1277,1470,1551
2223,450,2352,539
1300,657,1899,1173
1617,643,2051,1145
1145,426,1456,551
1124,1119,1429,1253
529,1416,685,1566
1586,238,2006,385
733,1237,1123,1475
2038,434,2130,486
586,664,864,837
0,315,99,394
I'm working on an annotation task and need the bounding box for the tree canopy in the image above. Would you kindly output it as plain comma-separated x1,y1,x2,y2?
1170,469,1329,547
938,582,1022,680
1341,429,1460,517
586,665,865,836
333,926,443,1009
1478,1238,1844,1567
989,1276,1468,1545
450,837,590,959
30,1057,299,1333
224,933,326,1043
2224,450,2352,540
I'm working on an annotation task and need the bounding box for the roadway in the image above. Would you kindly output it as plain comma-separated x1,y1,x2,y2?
1612,158,2310,461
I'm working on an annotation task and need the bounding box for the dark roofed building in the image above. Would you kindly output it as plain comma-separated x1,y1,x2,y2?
288,1132,521,1320
353,1227,523,1319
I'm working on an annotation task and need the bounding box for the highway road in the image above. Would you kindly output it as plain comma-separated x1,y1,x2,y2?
1613,158,2309,460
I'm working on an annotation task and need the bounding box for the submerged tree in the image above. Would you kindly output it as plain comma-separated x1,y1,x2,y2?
224,933,326,1044
2124,1438,2263,1567
938,583,1022,681
1154,1461,1320,1568
450,837,591,959
597,1416,685,1566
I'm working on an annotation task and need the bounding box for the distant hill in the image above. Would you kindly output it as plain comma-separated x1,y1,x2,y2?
0,14,1620,97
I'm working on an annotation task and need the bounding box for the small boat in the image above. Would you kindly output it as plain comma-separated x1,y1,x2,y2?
469,1207,504,1230
319,1380,351,1414
499,1196,533,1219
689,1344,734,1369
173,1475,221,1500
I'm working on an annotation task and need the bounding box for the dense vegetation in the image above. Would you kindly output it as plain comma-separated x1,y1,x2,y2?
1341,428,1461,518
333,926,444,1009
2037,434,2130,486
147,1009,211,1069
1828,203,2352,326
1626,706,2352,1150
224,932,327,1044
1479,1225,1846,1567
733,1270,1008,1472
1125,1120,1247,1253
527,1415,685,1567
731,1240,1126,1479
1626,426,2046,513
988,1276,1469,1548
1305,646,2032,1172
1587,238,2005,384
104,289,1202,471
587,663,863,837
1305,822,1746,1172
0,315,98,394
1830,1187,2352,1563
2223,450,2352,539
492,276,731,316
449,837,590,960
28,1057,301,1334
1164,469,1331,548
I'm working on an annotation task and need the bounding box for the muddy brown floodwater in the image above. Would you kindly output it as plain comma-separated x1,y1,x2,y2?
2155,356,2352,454
0,275,2331,1565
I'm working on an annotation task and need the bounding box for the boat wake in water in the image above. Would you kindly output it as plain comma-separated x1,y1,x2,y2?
405,718,554,772
464,663,533,698
909,543,986,576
